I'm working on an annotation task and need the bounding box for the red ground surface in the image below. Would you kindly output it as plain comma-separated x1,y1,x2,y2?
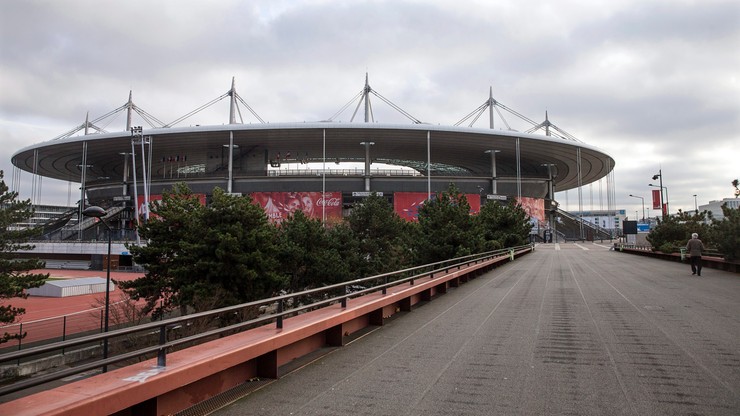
1,269,146,344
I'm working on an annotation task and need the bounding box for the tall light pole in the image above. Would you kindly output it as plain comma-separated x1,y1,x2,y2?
360,141,375,192
651,170,665,220
628,194,645,222
649,184,669,218
82,206,112,373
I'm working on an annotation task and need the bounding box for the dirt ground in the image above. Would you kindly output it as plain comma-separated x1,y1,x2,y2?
2,269,145,328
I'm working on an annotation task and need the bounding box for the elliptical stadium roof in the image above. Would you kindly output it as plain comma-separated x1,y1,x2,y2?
10,77,615,203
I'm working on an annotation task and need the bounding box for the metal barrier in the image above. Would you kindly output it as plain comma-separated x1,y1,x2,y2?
614,244,739,273
0,245,533,397
0,298,152,356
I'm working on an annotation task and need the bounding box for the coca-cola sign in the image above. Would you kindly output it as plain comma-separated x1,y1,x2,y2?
252,192,343,224
317,197,341,207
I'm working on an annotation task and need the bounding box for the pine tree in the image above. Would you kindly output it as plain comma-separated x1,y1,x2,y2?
0,171,48,343
121,185,283,319
476,199,533,249
345,193,413,277
414,183,481,264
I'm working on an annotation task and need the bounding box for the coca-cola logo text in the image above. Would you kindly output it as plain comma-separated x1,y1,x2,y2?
317,197,341,207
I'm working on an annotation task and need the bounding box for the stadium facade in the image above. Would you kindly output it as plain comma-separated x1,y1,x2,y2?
10,76,616,236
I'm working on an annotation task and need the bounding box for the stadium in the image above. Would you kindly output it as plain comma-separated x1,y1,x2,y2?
10,75,616,240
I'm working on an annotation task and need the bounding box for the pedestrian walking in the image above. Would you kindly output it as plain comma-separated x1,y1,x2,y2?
686,232,704,276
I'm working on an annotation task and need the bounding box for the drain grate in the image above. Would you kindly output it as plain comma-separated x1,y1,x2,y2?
175,377,275,416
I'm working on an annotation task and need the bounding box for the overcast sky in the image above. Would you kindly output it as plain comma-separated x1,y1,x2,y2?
1,0,738,219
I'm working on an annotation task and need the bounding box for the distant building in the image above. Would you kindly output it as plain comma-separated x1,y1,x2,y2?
699,198,740,222
567,209,627,231
5,204,74,230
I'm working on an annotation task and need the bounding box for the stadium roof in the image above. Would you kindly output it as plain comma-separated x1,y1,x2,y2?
12,122,613,193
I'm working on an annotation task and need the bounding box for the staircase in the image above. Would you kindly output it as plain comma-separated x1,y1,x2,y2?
555,208,614,241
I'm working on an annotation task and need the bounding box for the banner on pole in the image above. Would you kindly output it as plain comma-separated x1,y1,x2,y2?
652,189,661,210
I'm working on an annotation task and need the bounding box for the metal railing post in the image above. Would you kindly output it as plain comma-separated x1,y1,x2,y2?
157,325,167,367
62,317,67,355
276,299,284,329
17,323,22,360
341,285,347,308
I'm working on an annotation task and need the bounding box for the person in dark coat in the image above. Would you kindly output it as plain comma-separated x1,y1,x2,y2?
686,233,704,276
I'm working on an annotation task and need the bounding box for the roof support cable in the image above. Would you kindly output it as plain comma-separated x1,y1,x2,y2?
454,102,488,126
235,94,265,123
349,91,365,122
469,108,485,127
327,90,363,122
52,104,127,140
236,102,245,124
165,92,230,127
495,107,511,130
455,100,518,130
370,90,422,124
132,105,166,127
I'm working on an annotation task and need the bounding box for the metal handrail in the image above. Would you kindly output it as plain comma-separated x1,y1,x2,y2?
0,245,533,396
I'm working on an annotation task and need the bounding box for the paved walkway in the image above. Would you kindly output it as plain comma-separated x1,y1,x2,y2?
215,242,740,416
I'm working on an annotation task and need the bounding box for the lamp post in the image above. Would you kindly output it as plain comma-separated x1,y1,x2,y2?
649,183,668,220
82,206,111,373
360,141,375,192
628,194,645,222
651,170,665,220
485,149,501,195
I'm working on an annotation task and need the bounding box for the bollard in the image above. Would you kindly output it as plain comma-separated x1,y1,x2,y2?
510,249,514,261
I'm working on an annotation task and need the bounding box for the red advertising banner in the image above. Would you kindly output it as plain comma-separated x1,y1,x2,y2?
516,197,546,224
652,189,661,210
251,192,342,224
393,192,481,222
137,193,206,220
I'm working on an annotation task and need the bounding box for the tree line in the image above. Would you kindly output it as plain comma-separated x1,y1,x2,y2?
646,205,739,261
120,183,533,319
0,173,532,341
646,180,740,260
0,171,47,344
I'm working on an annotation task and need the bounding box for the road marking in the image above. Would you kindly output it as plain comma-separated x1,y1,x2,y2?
592,242,613,249
574,243,590,250
555,244,561,250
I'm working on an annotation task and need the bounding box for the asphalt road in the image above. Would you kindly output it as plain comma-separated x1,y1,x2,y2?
215,242,740,416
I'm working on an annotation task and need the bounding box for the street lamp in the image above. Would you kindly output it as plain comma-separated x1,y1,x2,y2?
651,170,665,220
628,194,645,222
649,184,669,217
82,206,112,373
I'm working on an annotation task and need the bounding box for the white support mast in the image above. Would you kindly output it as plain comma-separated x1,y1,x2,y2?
229,77,237,125
489,86,494,129
228,78,236,193
363,73,371,123
126,91,133,131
